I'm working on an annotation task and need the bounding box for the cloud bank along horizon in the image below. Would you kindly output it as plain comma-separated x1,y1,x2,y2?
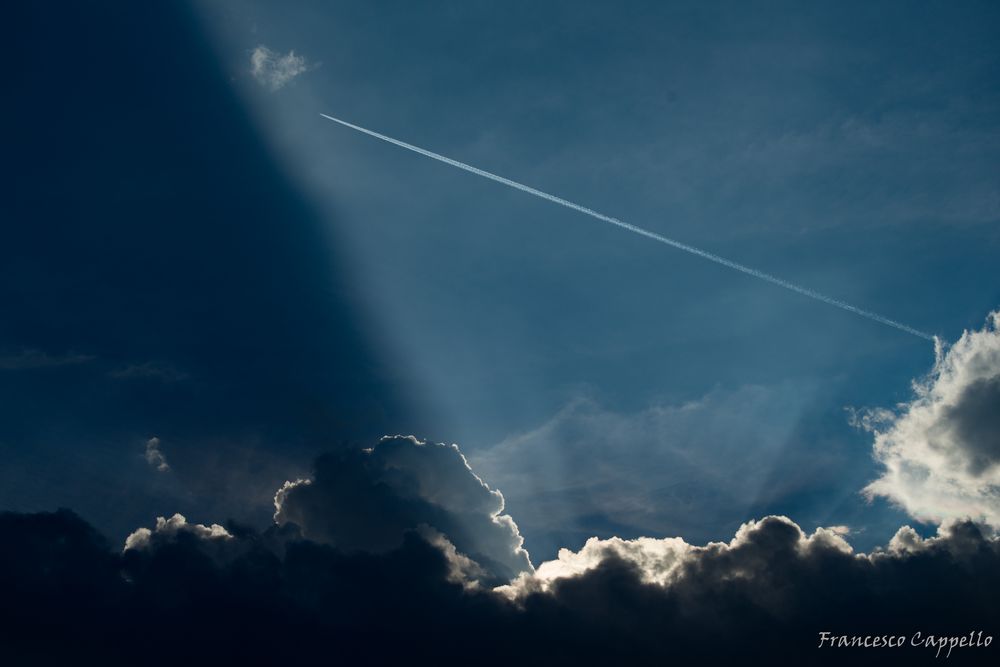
125,308,1000,572
5,413,1000,662
3,311,999,662
104,309,1000,574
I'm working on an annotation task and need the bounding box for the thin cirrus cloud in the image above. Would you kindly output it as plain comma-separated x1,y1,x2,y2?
109,361,188,382
860,309,1000,527
471,382,824,556
0,348,94,371
250,45,310,91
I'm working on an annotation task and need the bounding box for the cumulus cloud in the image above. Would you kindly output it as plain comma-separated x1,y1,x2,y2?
492,515,1000,663
250,45,309,91
862,310,1000,527
143,436,170,472
416,524,490,590
274,435,532,583
498,515,855,599
2,508,998,664
123,513,231,552
5,420,1000,662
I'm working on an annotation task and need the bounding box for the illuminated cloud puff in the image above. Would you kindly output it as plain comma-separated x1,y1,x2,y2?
862,310,1000,528
250,45,309,91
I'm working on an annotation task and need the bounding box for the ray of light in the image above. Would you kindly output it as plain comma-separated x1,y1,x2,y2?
320,113,933,341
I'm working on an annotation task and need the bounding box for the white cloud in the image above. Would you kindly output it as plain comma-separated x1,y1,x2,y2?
503,534,693,596
862,310,1000,527
123,513,231,551
497,515,857,600
250,45,309,91
144,436,169,472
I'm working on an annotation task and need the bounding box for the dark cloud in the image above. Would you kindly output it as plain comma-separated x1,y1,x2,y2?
4,392,1000,664
2,506,998,663
505,516,1000,663
942,375,1000,475
0,507,497,665
273,435,532,584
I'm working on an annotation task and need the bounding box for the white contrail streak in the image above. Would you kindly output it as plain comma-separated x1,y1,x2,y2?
320,113,933,341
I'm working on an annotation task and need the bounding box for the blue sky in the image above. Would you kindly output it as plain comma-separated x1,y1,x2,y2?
3,1,999,562
201,0,999,556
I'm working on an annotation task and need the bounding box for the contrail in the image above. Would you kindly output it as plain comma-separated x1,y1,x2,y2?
320,113,933,341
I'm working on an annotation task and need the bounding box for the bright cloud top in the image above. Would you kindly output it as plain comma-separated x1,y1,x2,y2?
123,513,231,552
273,435,533,584
497,516,854,599
863,310,1000,527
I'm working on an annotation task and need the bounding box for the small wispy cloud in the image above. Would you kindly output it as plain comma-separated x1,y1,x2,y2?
0,348,95,371
110,362,187,382
250,45,309,91
144,437,170,472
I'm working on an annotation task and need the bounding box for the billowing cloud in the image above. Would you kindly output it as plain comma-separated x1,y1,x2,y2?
500,516,873,599
123,513,231,551
143,436,170,472
250,45,308,91
862,310,1000,527
274,435,532,583
2,507,998,664
4,417,1000,662
495,515,1000,662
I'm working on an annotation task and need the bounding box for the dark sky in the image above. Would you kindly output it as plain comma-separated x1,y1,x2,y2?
3,1,999,559
2,3,1000,663
2,2,431,540
205,0,997,557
